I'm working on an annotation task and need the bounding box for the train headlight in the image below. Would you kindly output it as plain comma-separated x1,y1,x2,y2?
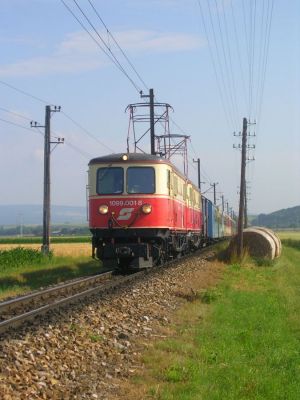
99,205,109,215
121,154,128,161
141,204,152,214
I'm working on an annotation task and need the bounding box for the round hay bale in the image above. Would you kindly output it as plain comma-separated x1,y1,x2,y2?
230,228,276,260
247,227,282,257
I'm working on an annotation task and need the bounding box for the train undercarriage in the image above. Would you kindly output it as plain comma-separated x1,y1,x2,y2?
91,228,203,271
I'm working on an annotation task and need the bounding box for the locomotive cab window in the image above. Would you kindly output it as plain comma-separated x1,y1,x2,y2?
96,167,123,194
127,167,155,194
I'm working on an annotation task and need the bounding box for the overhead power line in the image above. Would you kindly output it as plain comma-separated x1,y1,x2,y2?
60,0,142,93
0,106,42,125
0,117,43,136
0,79,113,154
196,0,275,128
87,0,149,91
61,111,115,153
196,0,234,132
212,0,239,131
0,79,49,105
0,114,94,160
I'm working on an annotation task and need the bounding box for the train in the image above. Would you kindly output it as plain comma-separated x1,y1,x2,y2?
88,152,236,270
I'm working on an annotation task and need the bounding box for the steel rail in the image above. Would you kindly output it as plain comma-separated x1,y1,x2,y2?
0,270,114,315
0,270,145,335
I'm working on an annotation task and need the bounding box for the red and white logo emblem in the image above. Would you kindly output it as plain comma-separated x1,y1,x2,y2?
117,208,134,221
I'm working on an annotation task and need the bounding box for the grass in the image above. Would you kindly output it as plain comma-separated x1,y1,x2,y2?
132,241,300,400
276,231,300,252
0,247,102,300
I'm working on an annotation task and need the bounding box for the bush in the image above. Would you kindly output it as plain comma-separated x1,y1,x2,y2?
0,247,51,270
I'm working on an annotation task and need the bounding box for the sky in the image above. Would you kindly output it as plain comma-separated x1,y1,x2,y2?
0,0,299,217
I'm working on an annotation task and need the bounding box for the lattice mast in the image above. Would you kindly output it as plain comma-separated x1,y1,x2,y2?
126,89,190,176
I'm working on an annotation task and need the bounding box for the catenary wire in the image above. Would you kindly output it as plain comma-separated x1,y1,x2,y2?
196,0,234,131
212,0,239,131
220,0,240,128
87,0,149,91
230,1,248,113
61,111,115,153
62,0,142,93
205,0,237,131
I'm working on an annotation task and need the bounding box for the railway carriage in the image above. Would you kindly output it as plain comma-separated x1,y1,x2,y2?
88,153,202,270
206,199,221,240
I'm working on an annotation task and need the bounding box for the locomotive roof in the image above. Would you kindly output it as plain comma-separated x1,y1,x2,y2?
89,153,168,165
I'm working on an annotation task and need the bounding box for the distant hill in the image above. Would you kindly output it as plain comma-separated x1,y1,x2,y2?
0,205,87,226
252,206,300,229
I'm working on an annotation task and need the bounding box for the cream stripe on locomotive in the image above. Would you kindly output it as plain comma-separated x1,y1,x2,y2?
88,162,201,211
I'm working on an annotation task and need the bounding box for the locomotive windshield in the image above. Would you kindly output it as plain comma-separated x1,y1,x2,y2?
127,167,155,194
97,167,123,194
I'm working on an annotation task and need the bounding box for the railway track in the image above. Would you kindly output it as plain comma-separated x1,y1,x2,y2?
0,247,215,336
0,269,145,335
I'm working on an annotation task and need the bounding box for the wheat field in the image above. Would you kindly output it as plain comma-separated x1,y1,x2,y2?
0,243,91,257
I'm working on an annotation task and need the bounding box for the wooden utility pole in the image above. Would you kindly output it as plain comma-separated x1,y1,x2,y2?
211,182,218,205
31,105,63,255
193,158,203,191
43,105,51,255
221,195,225,212
237,117,248,259
244,184,248,228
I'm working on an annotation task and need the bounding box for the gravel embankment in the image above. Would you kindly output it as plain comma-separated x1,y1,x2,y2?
0,252,224,399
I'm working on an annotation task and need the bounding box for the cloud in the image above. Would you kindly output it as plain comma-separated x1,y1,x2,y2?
115,30,203,53
0,36,43,46
0,30,203,77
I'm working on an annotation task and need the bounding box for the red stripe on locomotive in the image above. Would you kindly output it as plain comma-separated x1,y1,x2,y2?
89,196,202,232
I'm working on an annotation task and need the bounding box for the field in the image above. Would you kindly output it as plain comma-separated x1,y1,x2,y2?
0,236,90,244
0,242,91,257
276,230,300,240
126,234,300,399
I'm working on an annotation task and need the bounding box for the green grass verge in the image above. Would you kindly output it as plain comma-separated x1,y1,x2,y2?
0,247,102,299
139,242,300,400
0,236,91,244
276,230,300,240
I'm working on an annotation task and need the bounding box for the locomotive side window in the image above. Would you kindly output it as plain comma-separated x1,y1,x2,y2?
177,178,182,196
173,176,178,196
127,167,155,194
189,187,193,204
183,184,187,201
96,167,123,194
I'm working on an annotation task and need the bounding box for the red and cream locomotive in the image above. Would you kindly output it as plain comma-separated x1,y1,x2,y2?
88,152,203,269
